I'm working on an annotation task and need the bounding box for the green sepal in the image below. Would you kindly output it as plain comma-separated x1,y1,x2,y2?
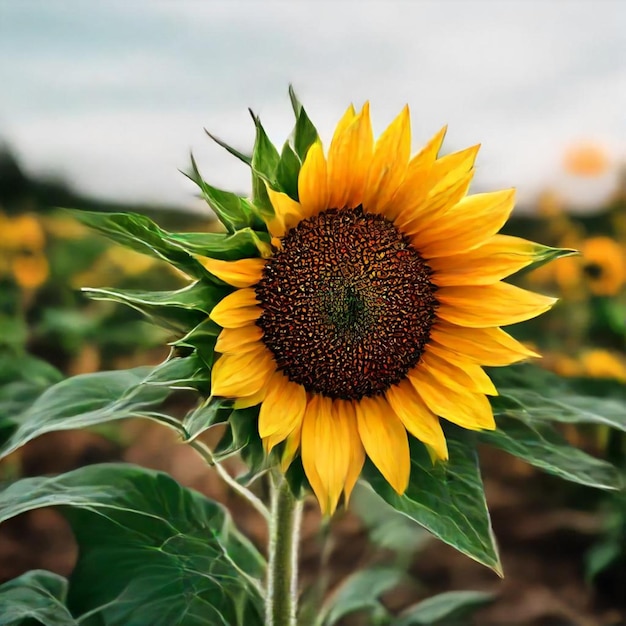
70,210,210,279
174,318,221,372
167,228,272,260
82,282,228,333
213,406,268,482
289,85,320,162
204,128,252,166
250,111,281,216
276,140,301,201
521,244,579,275
183,396,233,441
184,153,266,232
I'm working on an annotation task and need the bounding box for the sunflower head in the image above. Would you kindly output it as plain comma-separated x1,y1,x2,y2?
197,94,567,515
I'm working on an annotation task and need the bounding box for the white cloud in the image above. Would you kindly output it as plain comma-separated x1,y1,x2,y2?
1,0,624,210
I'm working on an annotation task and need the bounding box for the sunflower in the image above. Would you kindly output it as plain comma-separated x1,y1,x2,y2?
581,236,626,296
199,104,557,514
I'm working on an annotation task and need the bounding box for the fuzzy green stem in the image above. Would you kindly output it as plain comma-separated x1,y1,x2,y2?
266,470,302,626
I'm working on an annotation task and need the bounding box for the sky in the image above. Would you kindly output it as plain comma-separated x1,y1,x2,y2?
1,0,625,212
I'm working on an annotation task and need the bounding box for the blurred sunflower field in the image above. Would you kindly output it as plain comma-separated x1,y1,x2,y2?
0,116,624,626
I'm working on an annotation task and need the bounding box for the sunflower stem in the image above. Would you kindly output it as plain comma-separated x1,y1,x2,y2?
266,469,302,626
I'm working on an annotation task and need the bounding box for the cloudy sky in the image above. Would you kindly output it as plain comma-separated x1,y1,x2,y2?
1,1,625,211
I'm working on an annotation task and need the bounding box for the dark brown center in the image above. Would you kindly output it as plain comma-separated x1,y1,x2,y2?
255,207,438,400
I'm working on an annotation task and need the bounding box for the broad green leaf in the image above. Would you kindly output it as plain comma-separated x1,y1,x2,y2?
184,154,264,232
319,568,403,625
0,354,62,424
83,282,227,332
0,358,203,460
275,141,301,201
393,591,493,626
167,229,271,260
0,464,265,626
0,570,76,626
350,485,431,559
363,428,500,573
489,364,626,431
71,210,208,279
480,415,622,490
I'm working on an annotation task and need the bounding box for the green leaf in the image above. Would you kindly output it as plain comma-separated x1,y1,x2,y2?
0,354,63,427
70,210,209,279
167,229,271,260
0,464,265,626
489,364,626,432
350,485,431,560
480,415,622,490
83,282,227,332
184,154,264,232
0,570,76,626
275,141,301,201
363,428,501,573
393,591,493,626
0,358,203,460
320,568,403,625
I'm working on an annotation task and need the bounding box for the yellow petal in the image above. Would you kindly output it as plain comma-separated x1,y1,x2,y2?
196,256,266,288
301,395,351,515
362,105,411,213
420,349,498,395
210,288,262,328
327,102,374,210
355,395,410,494
266,185,304,237
385,379,448,461
381,125,447,220
233,383,268,409
436,282,557,328
427,144,480,193
298,141,329,218
429,235,541,286
412,189,516,258
280,419,303,473
211,345,275,397
408,367,495,431
215,324,264,354
396,145,479,230
430,321,540,366
396,170,474,235
335,400,365,504
259,371,307,451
